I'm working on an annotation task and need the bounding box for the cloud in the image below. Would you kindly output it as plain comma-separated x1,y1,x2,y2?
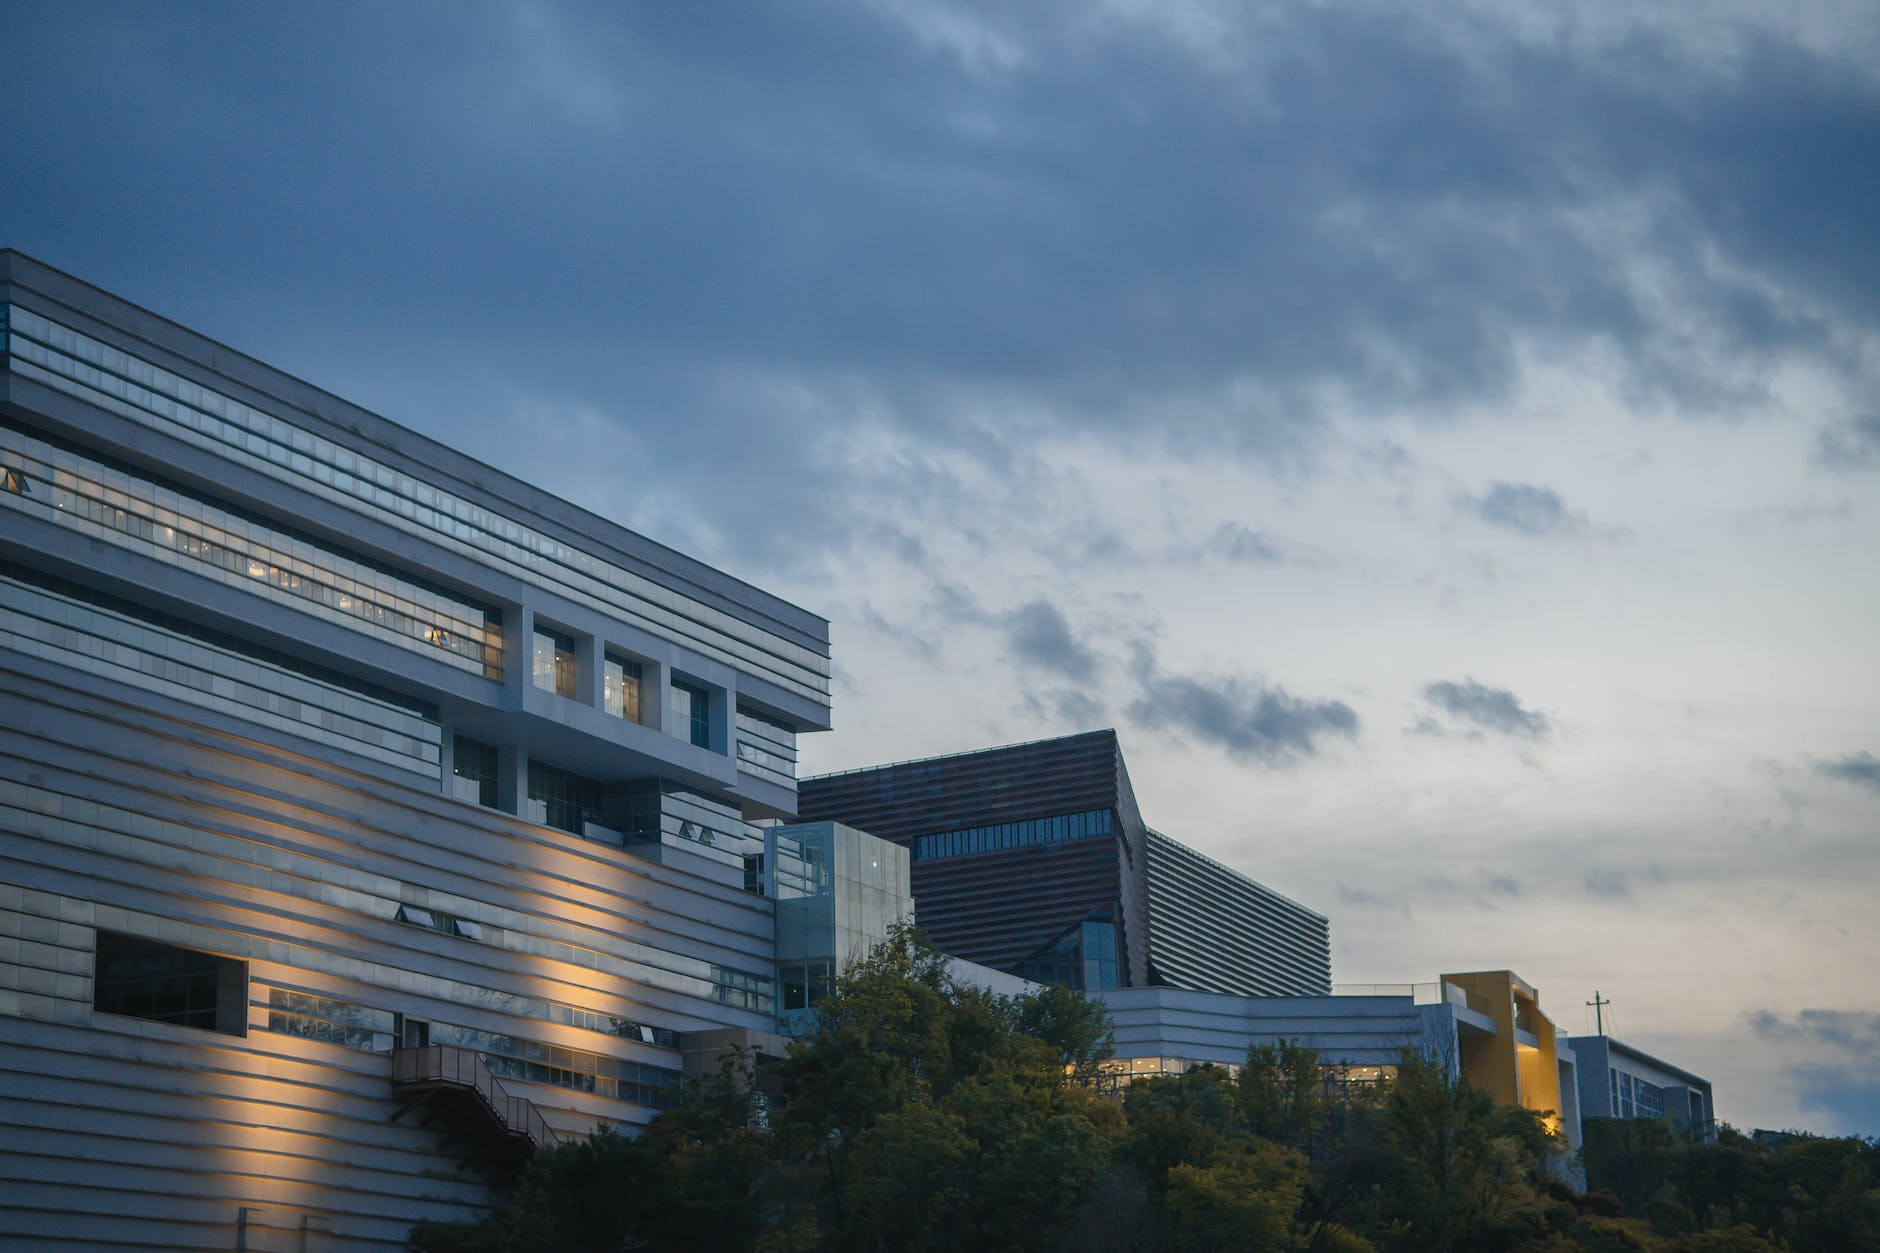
1813,415,1880,471
4,1,1877,582
1816,751,1880,793
1206,523,1285,565
1338,883,1393,909
1126,647,1358,765
1002,598,1098,681
1421,679,1551,740
1459,482,1585,537
1584,867,1631,898
1749,1010,1880,1135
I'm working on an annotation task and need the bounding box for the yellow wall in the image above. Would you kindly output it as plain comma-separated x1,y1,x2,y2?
1442,970,1562,1133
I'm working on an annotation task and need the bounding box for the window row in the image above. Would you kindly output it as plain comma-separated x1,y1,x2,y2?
531,624,717,752
913,808,1115,862
0,418,500,676
466,750,756,859
6,306,831,703
1612,1069,1666,1119
1,562,442,774
8,778,775,1018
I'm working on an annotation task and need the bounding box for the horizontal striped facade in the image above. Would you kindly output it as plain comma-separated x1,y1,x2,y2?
1144,831,1331,996
0,656,777,1249
1100,986,1457,1069
0,251,829,1251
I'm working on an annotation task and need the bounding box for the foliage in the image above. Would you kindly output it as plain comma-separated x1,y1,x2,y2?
409,928,1879,1251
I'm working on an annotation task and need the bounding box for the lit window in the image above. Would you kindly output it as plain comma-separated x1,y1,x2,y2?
532,627,577,698
93,931,246,1036
604,654,642,722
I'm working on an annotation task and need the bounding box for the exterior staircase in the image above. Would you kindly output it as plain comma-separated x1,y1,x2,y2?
391,1044,560,1178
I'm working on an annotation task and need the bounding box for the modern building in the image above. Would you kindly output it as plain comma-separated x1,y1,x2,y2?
796,730,1331,997
1570,1034,1715,1141
0,250,848,1249
1096,972,1583,1152
1144,829,1331,996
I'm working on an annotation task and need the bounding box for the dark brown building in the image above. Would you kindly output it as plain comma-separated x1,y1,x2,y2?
797,730,1151,989
798,729,1332,996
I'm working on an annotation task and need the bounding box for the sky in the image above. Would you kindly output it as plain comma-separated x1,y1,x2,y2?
3,1,1876,1137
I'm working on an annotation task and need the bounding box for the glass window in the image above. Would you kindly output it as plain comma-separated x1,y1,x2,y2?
671,678,712,749
451,735,498,807
93,930,246,1036
532,627,577,698
526,759,603,835
604,654,642,722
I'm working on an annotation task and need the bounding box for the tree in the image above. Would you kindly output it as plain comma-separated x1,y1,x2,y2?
1371,1051,1571,1252
1164,1138,1313,1253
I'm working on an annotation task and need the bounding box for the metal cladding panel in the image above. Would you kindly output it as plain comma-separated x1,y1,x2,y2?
1144,831,1331,996
799,730,1151,986
797,730,1124,844
909,837,1120,972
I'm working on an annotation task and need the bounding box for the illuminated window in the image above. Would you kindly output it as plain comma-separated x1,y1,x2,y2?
604,654,642,722
93,931,246,1036
532,627,577,698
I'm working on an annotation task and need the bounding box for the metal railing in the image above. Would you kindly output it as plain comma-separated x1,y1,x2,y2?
1332,982,1446,1004
392,1044,559,1153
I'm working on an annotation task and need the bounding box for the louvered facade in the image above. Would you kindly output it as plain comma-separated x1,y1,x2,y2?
798,730,1331,998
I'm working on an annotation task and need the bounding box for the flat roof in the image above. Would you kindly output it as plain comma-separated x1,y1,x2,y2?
0,248,828,652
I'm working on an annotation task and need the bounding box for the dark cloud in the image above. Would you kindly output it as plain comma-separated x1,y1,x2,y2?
1460,482,1584,537
1751,1009,1880,1057
1816,751,1880,793
1003,599,1098,681
1207,523,1285,565
1791,1066,1880,1135
1812,416,1880,471
2,4,1876,570
1422,679,1551,739
1485,875,1520,898
1126,646,1358,765
1750,1010,1880,1134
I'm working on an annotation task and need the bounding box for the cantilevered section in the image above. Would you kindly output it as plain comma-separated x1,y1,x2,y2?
0,250,832,1249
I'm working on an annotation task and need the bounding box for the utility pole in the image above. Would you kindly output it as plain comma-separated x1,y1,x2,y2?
1587,991,1610,1037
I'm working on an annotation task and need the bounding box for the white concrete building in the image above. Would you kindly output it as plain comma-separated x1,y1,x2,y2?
1570,1034,1716,1141
0,251,837,1250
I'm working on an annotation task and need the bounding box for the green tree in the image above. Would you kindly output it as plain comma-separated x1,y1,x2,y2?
1013,979,1116,1082
1371,1052,1570,1252
1164,1138,1313,1253
774,923,1122,1250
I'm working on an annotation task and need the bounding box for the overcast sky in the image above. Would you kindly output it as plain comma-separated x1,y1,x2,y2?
5,1,1876,1137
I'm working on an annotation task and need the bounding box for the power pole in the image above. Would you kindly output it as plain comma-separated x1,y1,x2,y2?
1587,991,1610,1037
